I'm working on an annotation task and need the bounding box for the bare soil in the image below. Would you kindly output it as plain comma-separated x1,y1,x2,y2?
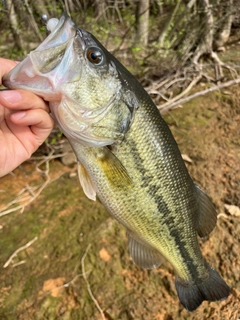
0,86,239,319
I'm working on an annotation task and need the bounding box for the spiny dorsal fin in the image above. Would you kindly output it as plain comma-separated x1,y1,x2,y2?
195,184,217,238
127,231,165,270
78,162,96,201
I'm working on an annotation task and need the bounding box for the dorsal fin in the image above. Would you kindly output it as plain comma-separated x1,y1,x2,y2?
127,231,165,269
195,184,217,238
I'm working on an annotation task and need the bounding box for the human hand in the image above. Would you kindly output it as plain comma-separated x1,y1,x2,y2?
0,58,54,177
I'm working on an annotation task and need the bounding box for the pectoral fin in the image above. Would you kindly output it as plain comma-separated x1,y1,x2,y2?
78,162,96,201
127,231,165,269
97,148,132,188
195,184,217,238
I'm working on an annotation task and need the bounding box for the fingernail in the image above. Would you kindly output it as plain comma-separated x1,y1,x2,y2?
11,111,26,120
0,91,22,104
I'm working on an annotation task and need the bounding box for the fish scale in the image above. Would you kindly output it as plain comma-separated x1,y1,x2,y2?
3,14,230,311
68,102,203,283
103,101,201,275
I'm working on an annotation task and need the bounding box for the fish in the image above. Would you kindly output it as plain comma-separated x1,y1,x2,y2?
3,14,230,311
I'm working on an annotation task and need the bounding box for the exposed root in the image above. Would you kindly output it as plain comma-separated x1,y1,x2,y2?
157,73,202,112
209,51,238,80
158,77,240,113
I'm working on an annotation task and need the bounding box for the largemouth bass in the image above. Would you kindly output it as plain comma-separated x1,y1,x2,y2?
3,15,230,311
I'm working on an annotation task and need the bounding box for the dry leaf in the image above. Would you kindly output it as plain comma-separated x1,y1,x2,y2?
42,277,66,297
99,248,111,262
224,204,240,217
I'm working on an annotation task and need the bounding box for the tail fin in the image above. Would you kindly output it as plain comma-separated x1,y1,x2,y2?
175,264,230,311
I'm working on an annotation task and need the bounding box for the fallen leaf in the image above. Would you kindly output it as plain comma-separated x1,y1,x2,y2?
224,204,240,217
99,248,111,262
42,277,66,297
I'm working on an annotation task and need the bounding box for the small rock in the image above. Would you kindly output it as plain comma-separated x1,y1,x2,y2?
69,172,77,178
61,140,77,166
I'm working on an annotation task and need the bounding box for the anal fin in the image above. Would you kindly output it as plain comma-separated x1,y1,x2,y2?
195,184,217,238
127,231,165,269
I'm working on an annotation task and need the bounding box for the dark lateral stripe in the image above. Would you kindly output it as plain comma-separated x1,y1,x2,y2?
125,136,200,280
149,184,200,279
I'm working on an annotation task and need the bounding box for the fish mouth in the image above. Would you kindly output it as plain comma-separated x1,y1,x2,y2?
2,14,80,100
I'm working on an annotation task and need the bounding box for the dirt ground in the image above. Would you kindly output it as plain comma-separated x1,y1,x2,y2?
0,86,239,319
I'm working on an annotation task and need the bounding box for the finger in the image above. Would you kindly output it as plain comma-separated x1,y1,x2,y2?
11,108,54,131
0,58,18,82
10,108,54,146
0,89,50,113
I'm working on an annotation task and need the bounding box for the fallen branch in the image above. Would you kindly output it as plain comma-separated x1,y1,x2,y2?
12,260,26,268
159,77,240,113
81,244,106,320
0,166,66,217
30,152,67,161
3,236,38,268
158,73,202,112
0,149,69,217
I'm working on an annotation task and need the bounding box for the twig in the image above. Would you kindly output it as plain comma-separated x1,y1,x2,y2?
12,260,26,268
3,236,38,268
164,77,189,90
159,77,240,113
147,90,170,101
0,163,67,218
0,173,65,217
30,153,67,161
145,77,172,92
158,73,202,112
0,167,50,217
42,273,87,298
63,273,83,288
81,244,106,320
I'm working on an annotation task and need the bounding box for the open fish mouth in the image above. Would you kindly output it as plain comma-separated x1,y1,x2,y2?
3,14,127,147
2,14,78,100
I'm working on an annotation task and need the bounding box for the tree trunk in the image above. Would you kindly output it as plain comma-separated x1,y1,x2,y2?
177,0,214,64
94,0,107,20
135,0,149,46
67,0,75,14
5,0,24,52
213,0,233,51
191,0,214,63
158,0,181,48
24,0,43,42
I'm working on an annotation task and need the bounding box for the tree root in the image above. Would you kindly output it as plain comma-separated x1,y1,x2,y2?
158,77,240,114
209,51,238,81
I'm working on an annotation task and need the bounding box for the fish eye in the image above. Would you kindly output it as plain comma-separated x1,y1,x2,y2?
86,47,104,65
